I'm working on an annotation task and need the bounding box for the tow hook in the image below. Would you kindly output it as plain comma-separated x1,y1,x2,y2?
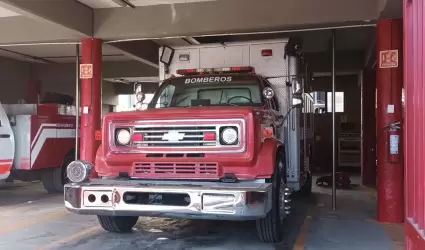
221,173,238,183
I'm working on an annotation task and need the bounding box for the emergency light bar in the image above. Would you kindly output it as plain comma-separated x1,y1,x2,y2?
176,66,254,75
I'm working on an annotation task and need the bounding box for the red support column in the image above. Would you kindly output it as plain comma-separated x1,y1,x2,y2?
80,38,102,167
376,19,404,223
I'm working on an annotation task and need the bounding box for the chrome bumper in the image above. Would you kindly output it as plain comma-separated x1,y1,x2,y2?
64,179,272,220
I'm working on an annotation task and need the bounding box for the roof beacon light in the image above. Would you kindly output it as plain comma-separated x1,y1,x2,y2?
176,66,254,76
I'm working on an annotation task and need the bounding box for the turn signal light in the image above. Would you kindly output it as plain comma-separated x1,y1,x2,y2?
132,133,144,141
263,127,274,138
203,132,216,141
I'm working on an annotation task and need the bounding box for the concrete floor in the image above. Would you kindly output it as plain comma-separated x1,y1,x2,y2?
0,177,404,250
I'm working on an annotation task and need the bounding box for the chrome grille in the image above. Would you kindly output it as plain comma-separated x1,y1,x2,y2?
110,119,245,153
133,162,219,179
133,125,217,147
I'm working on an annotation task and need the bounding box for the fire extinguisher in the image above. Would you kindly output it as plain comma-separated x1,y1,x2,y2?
386,122,402,164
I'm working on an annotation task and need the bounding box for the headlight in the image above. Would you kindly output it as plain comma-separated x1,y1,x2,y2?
66,161,93,183
116,129,131,145
220,127,238,145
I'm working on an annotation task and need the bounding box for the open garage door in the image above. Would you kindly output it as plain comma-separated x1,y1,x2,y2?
404,0,425,249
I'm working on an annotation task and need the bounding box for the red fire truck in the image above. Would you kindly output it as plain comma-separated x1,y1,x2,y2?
0,103,76,193
64,39,314,243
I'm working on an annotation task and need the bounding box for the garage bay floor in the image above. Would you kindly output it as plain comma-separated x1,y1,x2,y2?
0,177,404,250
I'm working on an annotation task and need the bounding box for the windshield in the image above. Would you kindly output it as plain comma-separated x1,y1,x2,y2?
148,75,264,108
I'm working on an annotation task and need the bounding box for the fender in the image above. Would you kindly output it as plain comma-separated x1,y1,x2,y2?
89,144,103,179
254,138,283,178
62,148,76,165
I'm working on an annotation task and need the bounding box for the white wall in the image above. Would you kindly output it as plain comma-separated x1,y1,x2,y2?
30,63,119,106
0,57,31,104
0,58,157,108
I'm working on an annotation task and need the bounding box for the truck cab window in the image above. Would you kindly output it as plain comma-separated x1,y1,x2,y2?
155,84,175,108
149,75,264,108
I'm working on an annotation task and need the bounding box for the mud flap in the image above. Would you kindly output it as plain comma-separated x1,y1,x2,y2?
0,103,15,182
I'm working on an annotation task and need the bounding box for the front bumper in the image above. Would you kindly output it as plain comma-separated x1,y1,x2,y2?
64,179,272,220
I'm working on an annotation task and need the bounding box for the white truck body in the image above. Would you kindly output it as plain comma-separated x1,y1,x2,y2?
0,103,15,182
159,39,304,191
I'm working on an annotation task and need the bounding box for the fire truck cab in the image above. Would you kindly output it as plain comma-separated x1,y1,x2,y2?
64,38,314,243
0,103,76,193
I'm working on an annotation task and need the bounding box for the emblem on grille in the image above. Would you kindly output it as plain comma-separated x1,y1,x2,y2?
162,131,185,141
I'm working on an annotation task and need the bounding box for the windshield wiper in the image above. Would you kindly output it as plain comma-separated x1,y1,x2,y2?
218,103,238,106
174,95,190,106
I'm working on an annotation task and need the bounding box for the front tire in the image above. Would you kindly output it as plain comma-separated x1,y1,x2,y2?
41,168,63,193
97,216,139,233
256,152,287,243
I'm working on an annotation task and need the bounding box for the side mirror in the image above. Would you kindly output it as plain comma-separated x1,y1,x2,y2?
134,83,146,110
160,46,175,66
291,77,303,95
262,87,275,100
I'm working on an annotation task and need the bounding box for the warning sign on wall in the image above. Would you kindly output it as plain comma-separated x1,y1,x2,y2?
379,50,399,68
80,64,93,79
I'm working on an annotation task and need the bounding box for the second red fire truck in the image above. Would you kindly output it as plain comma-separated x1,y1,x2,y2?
64,38,314,243
0,103,76,193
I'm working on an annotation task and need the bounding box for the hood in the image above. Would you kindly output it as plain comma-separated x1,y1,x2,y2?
104,106,262,122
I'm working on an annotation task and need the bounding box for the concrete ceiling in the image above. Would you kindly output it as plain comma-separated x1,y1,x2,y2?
0,5,17,17
194,26,376,53
0,0,400,70
78,0,217,8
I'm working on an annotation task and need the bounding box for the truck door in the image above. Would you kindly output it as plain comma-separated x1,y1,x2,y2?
0,103,15,181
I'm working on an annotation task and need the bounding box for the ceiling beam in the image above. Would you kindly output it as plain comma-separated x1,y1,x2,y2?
105,40,159,68
93,0,386,41
0,47,53,63
183,37,201,45
0,0,93,37
0,16,80,44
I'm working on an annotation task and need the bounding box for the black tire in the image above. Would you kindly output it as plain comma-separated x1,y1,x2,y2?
60,154,74,187
256,152,286,243
41,154,74,193
41,168,62,193
97,215,138,233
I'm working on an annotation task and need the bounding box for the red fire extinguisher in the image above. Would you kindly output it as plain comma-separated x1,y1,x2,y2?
386,122,402,164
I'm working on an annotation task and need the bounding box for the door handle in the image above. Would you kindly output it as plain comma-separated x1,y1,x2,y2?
0,134,10,138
